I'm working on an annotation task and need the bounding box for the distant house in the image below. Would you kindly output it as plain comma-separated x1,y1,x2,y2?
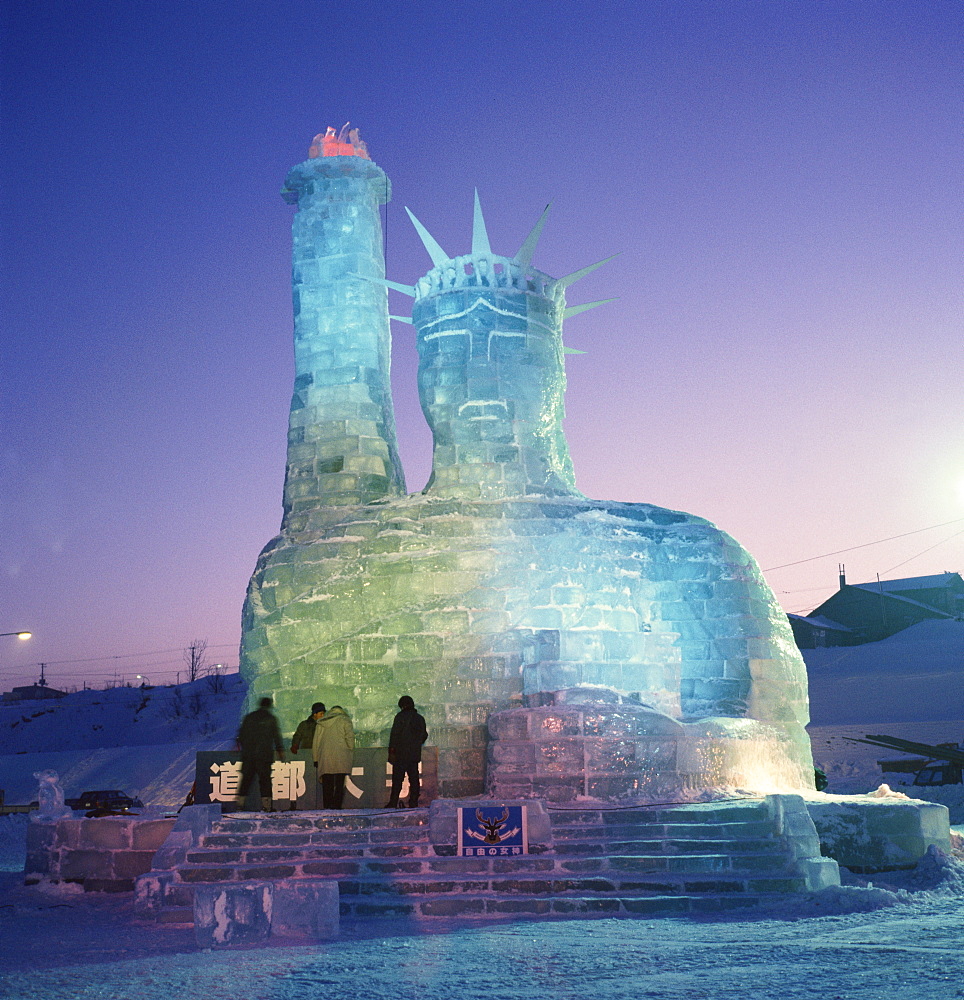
797,571,964,647
0,683,67,703
787,614,853,650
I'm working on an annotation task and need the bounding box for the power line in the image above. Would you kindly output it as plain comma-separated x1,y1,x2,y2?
881,526,964,576
0,658,240,679
2,643,238,673
763,516,964,572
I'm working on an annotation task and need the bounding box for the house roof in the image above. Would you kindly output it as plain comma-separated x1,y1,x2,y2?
1,683,67,702
849,572,963,593
787,613,852,632
846,586,956,616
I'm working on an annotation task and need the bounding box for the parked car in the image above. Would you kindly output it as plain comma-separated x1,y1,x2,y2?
912,762,963,787
850,734,964,788
65,790,143,811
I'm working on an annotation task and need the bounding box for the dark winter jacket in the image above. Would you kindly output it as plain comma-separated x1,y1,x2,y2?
236,707,283,759
290,715,318,754
389,707,428,763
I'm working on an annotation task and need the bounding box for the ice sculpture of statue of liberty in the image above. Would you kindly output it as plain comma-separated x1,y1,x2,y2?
240,129,814,802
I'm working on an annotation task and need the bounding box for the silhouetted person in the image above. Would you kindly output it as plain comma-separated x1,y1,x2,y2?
384,695,428,808
235,697,284,812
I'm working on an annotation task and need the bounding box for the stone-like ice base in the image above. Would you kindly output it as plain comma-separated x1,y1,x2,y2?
804,787,953,872
487,695,814,804
194,880,339,946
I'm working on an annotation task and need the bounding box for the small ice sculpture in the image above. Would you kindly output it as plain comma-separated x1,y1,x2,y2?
31,769,72,823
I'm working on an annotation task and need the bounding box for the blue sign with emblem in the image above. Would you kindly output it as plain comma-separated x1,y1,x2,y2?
457,805,529,857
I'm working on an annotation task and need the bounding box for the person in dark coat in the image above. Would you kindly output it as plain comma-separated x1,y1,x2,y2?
384,695,428,808
286,702,325,811
235,697,284,811
291,702,326,753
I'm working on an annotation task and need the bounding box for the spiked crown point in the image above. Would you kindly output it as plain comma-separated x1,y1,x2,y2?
396,195,616,354
472,190,492,255
405,207,450,268
514,204,551,269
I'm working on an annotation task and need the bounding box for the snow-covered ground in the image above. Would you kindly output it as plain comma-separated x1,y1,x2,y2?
804,620,964,823
3,627,964,998
1,856,964,1000
0,816,30,874
805,619,964,726
0,674,246,754
809,720,964,823
0,675,245,808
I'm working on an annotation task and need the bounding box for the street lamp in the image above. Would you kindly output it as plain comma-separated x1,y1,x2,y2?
135,674,151,687
0,631,31,640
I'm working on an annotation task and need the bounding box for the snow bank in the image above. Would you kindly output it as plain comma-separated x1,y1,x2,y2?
0,674,246,754
0,675,246,809
0,813,28,872
806,620,964,725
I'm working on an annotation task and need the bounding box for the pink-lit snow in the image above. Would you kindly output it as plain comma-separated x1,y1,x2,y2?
2,623,964,999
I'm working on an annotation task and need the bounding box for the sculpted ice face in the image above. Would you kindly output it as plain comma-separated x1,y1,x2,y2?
413,252,576,499
398,193,613,500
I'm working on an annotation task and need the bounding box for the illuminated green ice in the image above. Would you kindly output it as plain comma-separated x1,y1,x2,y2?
240,134,814,800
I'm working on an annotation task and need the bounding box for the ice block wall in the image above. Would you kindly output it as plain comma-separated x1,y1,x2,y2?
240,131,815,799
279,151,404,522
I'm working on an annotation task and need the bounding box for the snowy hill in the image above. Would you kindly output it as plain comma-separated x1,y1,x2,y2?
3,621,963,814
0,674,246,753
804,620,964,821
0,675,246,809
806,619,964,725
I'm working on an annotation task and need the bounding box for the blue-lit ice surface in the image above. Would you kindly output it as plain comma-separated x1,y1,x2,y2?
240,135,813,801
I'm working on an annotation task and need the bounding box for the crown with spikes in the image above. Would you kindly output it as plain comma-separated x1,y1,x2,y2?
365,192,617,355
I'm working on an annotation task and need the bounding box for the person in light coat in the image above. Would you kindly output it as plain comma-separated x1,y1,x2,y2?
312,705,355,809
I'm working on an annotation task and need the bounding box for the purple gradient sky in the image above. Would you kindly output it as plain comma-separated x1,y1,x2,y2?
2,2,962,691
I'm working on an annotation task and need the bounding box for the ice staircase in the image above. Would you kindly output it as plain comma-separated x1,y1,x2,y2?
135,795,837,930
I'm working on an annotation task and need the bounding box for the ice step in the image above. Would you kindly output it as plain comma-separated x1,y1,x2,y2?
150,887,773,928
548,803,771,825
201,830,429,849
202,818,428,847
201,821,776,850
336,872,809,897
215,809,428,831
339,891,776,922
185,848,541,868
186,843,435,864
171,864,805,896
551,836,782,855
550,820,776,840
178,849,792,880
183,844,789,868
